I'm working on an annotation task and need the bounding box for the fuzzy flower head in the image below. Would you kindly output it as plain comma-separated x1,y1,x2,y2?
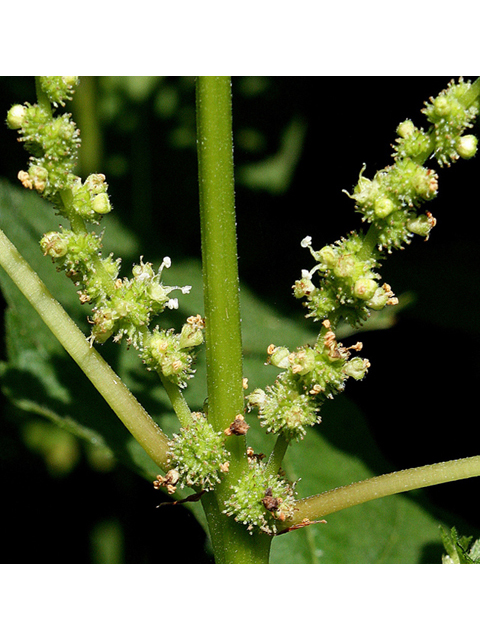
223,457,297,534
168,413,230,491
294,233,398,326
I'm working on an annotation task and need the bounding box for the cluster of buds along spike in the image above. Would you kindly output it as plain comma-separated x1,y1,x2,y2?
223,456,296,535
344,78,478,252
293,233,398,326
88,256,191,346
10,77,200,389
421,78,479,166
346,160,438,251
7,76,113,220
141,315,205,388
168,412,230,491
6,78,85,203
247,320,370,442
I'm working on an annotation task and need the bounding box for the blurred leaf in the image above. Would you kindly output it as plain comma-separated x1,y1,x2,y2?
237,117,307,194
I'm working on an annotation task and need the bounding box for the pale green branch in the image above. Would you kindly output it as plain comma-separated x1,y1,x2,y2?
279,455,480,531
0,226,170,470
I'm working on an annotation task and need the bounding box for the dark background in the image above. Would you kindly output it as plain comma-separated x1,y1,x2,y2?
0,76,479,562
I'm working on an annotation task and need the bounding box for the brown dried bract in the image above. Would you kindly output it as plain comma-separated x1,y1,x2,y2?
262,487,283,512
224,414,250,436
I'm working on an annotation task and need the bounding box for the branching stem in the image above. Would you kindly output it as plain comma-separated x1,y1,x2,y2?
0,227,171,469
278,455,480,531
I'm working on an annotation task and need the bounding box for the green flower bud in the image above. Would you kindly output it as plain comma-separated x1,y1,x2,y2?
374,196,395,219
268,345,290,369
433,95,450,117
85,173,108,195
246,388,267,410
411,166,438,200
396,119,415,138
354,277,378,301
92,193,112,215
179,316,205,349
6,104,27,129
456,135,478,160
40,231,69,259
333,255,356,279
343,357,370,380
90,308,116,344
406,213,436,237
28,165,49,193
318,245,336,267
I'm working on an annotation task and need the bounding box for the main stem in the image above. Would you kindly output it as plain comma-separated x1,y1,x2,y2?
196,76,271,563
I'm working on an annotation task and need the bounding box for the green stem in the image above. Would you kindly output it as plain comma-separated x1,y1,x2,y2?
157,371,193,430
196,76,270,563
34,77,52,116
196,76,245,459
266,433,290,476
0,227,171,469
278,455,480,531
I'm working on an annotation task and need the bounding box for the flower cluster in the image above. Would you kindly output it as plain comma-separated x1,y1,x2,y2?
168,412,230,490
8,76,200,388
421,78,479,167
223,456,296,534
293,233,398,327
7,78,83,202
348,160,438,251
247,78,479,453
141,315,205,388
248,319,369,441
345,78,478,253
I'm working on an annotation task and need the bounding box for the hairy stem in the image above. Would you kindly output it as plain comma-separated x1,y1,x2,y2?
196,76,270,563
0,227,170,469
196,76,246,462
278,455,480,531
266,433,290,476
157,371,193,431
